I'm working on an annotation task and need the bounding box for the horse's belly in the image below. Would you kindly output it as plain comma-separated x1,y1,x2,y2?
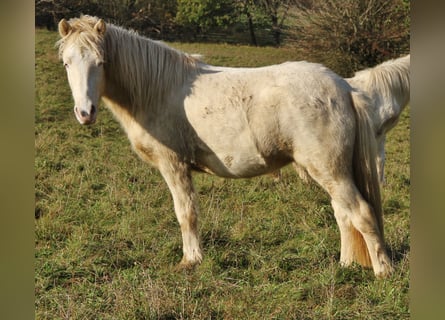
193,142,293,178
186,115,293,177
217,153,264,177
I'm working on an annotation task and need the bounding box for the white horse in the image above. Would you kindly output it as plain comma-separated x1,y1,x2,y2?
57,15,392,277
347,55,410,184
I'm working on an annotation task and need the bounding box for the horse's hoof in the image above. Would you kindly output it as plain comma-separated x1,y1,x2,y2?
374,262,394,279
174,256,201,272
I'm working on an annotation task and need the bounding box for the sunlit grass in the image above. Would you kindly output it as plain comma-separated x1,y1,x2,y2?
35,28,409,319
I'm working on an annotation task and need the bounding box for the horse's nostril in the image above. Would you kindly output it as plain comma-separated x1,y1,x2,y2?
79,106,96,118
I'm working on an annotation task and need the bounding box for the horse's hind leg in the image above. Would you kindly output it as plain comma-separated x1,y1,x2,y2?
305,167,392,277
331,198,370,267
158,159,202,268
334,187,392,277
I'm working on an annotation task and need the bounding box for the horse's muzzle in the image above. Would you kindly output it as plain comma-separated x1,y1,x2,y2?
74,105,97,125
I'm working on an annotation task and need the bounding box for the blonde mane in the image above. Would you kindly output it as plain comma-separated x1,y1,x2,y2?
353,55,410,106
57,15,200,111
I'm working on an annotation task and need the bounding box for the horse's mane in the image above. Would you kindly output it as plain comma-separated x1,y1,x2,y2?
351,55,410,106
57,15,200,111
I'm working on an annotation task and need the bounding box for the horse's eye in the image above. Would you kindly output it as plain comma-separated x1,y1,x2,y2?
64,62,69,68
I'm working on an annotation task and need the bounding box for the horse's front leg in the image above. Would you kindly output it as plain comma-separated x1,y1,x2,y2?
158,159,202,268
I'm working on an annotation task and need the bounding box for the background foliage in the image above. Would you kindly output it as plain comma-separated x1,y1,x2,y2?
35,0,409,75
291,0,410,75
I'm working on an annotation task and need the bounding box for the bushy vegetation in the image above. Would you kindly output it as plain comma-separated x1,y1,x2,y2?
35,28,409,319
291,0,410,76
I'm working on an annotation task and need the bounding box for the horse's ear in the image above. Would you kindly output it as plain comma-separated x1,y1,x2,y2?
58,19,71,37
94,19,106,35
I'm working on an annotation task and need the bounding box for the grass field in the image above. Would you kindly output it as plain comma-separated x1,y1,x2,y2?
35,28,409,319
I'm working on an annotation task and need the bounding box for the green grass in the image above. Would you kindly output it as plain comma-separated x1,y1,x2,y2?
35,28,409,319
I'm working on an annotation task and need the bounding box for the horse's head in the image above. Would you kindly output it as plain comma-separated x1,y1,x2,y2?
57,16,106,125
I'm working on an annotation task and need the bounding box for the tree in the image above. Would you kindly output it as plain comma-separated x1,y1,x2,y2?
126,0,178,37
237,0,296,46
257,0,293,45
236,0,258,45
175,0,237,33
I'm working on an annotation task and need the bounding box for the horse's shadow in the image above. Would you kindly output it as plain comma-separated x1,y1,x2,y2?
388,241,410,265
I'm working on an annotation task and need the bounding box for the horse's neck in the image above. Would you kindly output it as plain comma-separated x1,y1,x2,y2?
101,79,137,129
103,26,196,117
375,76,409,122
101,31,205,146
350,67,408,123
376,58,410,106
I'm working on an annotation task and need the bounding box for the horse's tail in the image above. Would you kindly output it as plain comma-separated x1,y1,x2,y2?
349,89,384,267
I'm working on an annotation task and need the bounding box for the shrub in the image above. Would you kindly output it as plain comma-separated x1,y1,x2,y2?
291,0,410,76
